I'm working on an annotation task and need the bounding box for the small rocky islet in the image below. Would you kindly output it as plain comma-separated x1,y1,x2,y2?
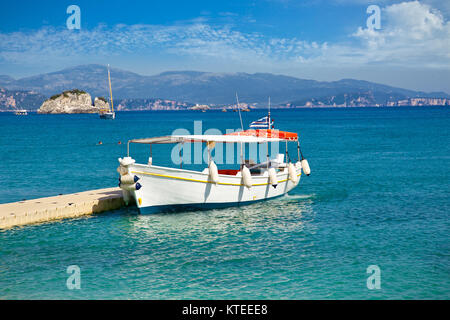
37,89,109,114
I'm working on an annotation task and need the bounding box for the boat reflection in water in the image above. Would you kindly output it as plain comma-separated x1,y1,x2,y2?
125,192,316,240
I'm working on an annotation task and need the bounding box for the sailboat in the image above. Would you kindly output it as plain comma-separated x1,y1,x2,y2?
99,64,116,120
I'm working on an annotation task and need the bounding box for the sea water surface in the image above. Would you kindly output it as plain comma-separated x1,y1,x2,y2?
0,107,449,299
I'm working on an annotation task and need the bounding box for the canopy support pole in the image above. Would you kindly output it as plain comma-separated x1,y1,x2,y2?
240,142,244,169
207,144,211,165
285,140,289,163
297,140,304,161
179,143,183,169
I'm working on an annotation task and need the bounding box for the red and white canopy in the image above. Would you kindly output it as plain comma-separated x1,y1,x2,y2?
129,130,298,145
226,129,298,141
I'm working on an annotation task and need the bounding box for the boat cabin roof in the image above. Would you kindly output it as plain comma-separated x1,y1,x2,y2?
129,135,281,144
129,130,298,145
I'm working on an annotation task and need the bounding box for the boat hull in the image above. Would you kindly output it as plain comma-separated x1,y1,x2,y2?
99,112,115,119
127,163,301,214
136,195,288,214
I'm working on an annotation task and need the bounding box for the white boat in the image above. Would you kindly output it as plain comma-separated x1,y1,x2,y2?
117,129,310,213
99,111,115,120
15,109,28,115
99,64,116,120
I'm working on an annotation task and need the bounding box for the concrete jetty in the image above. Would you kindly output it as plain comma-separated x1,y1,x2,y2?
0,187,125,229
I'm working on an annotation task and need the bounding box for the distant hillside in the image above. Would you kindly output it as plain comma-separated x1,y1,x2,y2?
114,98,194,111
0,64,449,109
0,87,46,111
288,91,450,107
0,75,15,85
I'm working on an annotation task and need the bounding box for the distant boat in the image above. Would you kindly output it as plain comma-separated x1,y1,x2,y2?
99,111,115,120
15,109,28,115
99,64,116,120
222,108,227,112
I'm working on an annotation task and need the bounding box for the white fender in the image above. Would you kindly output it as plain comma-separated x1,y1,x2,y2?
119,156,135,167
288,162,298,183
120,183,138,191
117,165,128,176
209,161,219,184
118,157,135,176
295,161,302,169
268,167,278,186
241,166,253,188
120,173,135,185
301,159,311,176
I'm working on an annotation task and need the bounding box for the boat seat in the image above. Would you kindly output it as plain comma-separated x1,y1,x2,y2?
218,169,239,176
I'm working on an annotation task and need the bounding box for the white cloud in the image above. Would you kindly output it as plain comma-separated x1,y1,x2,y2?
324,0,450,16
351,1,450,67
385,1,444,38
0,22,327,69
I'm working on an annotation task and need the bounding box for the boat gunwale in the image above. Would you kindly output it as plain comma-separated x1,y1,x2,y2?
130,163,300,187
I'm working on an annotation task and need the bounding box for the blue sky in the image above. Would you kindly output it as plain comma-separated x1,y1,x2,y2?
1,0,449,93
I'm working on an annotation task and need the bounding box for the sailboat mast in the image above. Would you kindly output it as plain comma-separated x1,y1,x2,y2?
235,92,244,131
268,96,271,129
107,64,114,112
235,92,244,166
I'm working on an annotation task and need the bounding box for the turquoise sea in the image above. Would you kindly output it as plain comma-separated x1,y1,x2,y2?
0,107,449,299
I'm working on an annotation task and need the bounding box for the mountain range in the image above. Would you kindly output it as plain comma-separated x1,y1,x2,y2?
0,64,449,110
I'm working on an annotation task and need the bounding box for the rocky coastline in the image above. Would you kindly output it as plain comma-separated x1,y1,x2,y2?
37,90,104,114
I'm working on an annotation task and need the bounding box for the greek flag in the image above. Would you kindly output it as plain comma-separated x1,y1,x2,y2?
249,116,273,129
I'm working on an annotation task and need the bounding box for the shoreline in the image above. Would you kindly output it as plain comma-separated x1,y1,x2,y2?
0,105,448,113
